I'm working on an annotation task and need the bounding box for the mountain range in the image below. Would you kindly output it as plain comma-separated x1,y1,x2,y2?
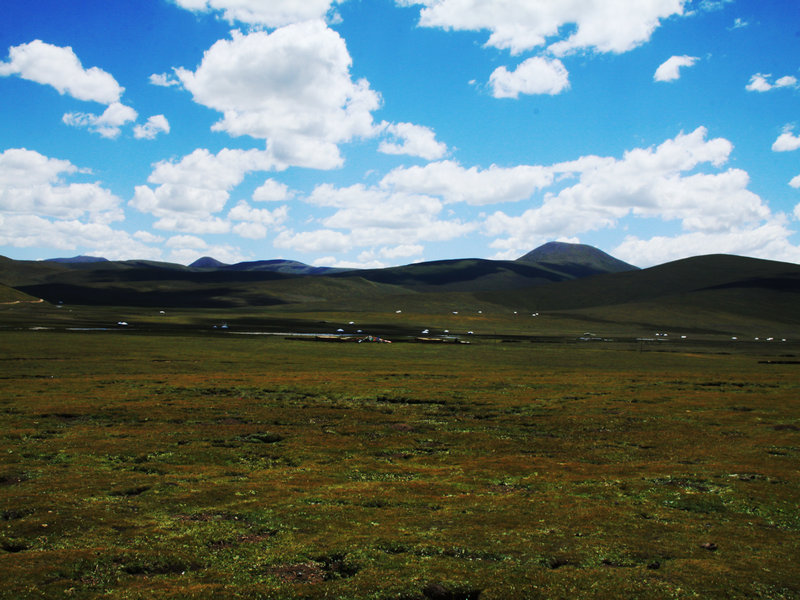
2,242,799,334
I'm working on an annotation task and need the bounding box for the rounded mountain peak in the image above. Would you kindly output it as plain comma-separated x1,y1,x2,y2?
517,242,638,274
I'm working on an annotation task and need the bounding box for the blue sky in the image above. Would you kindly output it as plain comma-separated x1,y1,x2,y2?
1,0,798,268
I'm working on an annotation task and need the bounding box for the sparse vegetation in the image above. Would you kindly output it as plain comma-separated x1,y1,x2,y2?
1,329,799,599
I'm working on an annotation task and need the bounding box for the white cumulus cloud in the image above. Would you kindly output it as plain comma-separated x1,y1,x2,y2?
174,22,381,169
0,215,162,260
398,0,689,56
489,56,570,98
482,128,783,264
613,219,800,266
252,179,293,202
228,201,289,239
381,160,555,205
378,122,448,160
63,102,138,139
166,234,207,249
149,72,180,87
746,73,799,92
0,40,123,103
274,229,352,254
0,40,154,140
131,147,280,233
273,182,474,258
772,127,800,152
134,115,171,140
0,148,122,222
172,0,340,27
654,55,698,82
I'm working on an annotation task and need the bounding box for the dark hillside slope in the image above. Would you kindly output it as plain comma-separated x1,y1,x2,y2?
1,257,294,307
0,256,408,308
0,282,39,303
3,251,798,322
480,254,800,316
0,256,77,286
332,258,580,292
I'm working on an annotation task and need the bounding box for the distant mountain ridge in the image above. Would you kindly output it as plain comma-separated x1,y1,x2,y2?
189,257,346,276
44,255,108,264
46,242,636,276
3,242,638,308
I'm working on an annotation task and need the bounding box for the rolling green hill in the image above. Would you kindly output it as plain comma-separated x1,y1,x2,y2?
2,246,799,335
0,243,621,308
331,258,575,292
479,254,800,311
0,282,40,304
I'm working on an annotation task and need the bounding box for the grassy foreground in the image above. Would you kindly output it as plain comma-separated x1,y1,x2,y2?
1,331,799,599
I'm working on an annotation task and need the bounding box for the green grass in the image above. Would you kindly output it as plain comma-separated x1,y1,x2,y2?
0,330,799,599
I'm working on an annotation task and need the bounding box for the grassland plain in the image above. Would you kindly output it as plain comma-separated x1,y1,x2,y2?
1,330,799,599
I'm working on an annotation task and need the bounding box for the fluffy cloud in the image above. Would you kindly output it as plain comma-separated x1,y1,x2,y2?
166,234,207,249
134,115,171,140
0,148,122,222
0,40,123,103
274,183,474,257
746,73,798,92
228,201,288,225
378,122,448,160
341,244,427,269
309,183,443,231
172,0,340,27
479,128,776,262
613,219,800,266
149,73,180,87
489,56,570,98
149,215,231,234
377,244,425,259
0,214,160,260
63,102,138,139
174,22,381,169
791,175,800,190
772,127,800,153
133,230,164,244
131,147,280,232
252,179,293,202
228,201,289,239
163,234,246,265
398,0,688,55
654,55,698,82
274,229,351,254
381,160,555,205
0,40,149,139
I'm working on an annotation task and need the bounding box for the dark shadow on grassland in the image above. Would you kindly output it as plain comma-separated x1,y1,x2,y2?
15,283,287,308
330,259,572,291
475,255,800,312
